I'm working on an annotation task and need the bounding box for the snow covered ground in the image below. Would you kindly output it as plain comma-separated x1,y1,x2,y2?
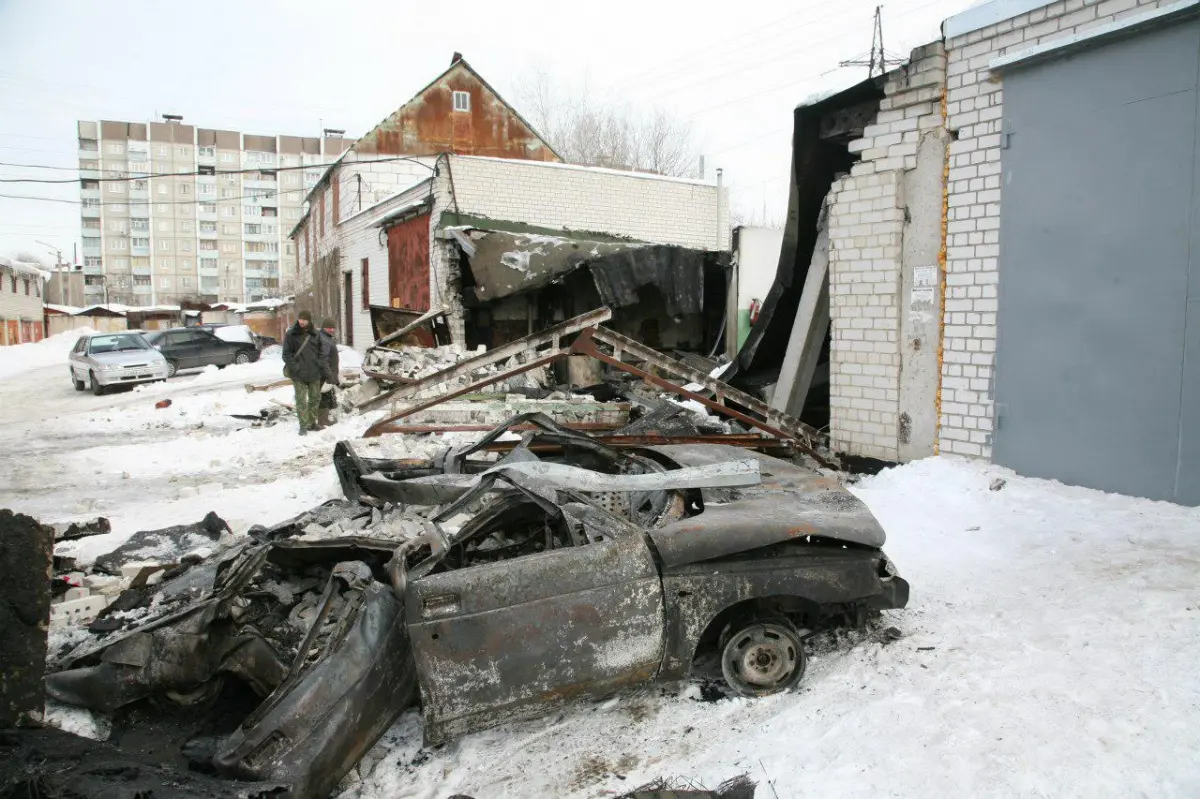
343,458,1200,798
3,332,1199,798
0,333,373,563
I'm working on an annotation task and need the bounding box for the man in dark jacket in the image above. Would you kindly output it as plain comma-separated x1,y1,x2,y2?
316,317,340,429
282,310,332,435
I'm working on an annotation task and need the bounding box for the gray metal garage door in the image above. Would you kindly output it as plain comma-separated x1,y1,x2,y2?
994,16,1200,504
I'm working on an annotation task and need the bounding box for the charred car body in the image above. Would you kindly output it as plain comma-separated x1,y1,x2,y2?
45,414,908,798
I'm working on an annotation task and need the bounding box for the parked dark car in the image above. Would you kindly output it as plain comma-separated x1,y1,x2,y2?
144,327,260,377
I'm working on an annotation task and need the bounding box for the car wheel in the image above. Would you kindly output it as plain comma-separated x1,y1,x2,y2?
720,619,806,698
234,350,251,365
89,371,106,396
165,360,178,378
71,368,85,391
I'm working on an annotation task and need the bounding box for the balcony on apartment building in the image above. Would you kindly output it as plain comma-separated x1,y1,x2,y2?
199,263,219,278
133,284,153,296
82,262,104,275
78,142,99,160
79,167,102,182
81,240,102,257
198,225,218,240
197,147,216,163
82,204,101,218
198,206,218,221
129,187,149,202
130,204,150,219
130,242,150,257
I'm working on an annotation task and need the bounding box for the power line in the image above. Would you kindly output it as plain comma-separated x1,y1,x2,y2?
0,154,434,184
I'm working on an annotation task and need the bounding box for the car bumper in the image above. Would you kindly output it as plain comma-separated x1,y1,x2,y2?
94,366,170,386
869,575,910,610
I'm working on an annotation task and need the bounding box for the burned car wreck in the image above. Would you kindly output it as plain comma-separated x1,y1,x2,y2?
42,414,908,798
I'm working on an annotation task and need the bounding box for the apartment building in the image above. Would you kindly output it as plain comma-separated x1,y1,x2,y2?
77,119,351,306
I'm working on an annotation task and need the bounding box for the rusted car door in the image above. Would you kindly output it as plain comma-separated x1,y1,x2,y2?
406,507,665,744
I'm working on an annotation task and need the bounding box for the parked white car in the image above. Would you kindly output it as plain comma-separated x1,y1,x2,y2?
68,331,170,395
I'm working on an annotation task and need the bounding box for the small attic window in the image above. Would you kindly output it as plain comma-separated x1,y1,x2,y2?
453,91,471,112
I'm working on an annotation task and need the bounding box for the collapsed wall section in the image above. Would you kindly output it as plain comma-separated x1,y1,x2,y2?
826,43,948,462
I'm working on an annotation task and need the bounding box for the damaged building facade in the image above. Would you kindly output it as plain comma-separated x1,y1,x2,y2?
748,0,1200,505
292,58,730,355
290,54,563,334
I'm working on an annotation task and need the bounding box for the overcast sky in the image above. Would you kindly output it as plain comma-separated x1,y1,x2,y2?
0,0,977,263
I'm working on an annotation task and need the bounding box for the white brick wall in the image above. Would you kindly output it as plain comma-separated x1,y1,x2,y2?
827,170,906,460
332,156,435,222
940,0,1164,457
828,43,946,461
441,155,730,251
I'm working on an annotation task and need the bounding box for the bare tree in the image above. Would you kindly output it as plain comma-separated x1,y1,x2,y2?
514,68,701,178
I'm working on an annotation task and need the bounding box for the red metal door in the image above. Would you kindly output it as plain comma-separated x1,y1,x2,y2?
386,212,430,312
5,320,17,345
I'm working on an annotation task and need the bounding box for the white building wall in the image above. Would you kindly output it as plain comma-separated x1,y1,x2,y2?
331,156,437,222
442,155,730,251
336,183,432,350
0,270,44,321
939,0,1165,457
826,43,948,462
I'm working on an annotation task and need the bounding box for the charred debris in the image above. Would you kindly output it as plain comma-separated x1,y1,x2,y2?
3,310,911,798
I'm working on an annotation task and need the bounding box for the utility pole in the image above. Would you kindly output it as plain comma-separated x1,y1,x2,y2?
840,6,907,78
36,239,66,306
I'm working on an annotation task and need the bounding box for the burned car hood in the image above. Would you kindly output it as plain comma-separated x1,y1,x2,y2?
646,445,886,567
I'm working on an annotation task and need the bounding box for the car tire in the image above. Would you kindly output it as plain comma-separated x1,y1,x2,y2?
71,368,85,391
89,371,106,396
165,360,178,378
720,618,806,698
234,351,251,365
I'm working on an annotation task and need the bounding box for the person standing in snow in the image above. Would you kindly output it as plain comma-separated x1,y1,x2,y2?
282,310,332,435
316,317,340,429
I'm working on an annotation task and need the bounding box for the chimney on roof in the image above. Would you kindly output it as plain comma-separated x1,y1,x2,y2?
451,52,463,65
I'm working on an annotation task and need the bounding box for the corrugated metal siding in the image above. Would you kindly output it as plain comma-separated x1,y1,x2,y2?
386,213,431,312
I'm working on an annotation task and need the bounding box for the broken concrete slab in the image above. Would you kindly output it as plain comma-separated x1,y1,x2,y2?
771,199,831,418
51,517,111,543
0,509,53,728
93,511,230,576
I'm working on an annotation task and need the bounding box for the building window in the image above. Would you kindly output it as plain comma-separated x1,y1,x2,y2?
177,146,188,157
131,238,148,248
222,242,237,253
179,183,191,195
35,280,41,298
179,259,191,270
199,146,215,158
453,91,471,112
181,276,192,288
23,278,30,295
181,241,192,252
8,276,14,292
108,183,122,193
361,258,370,310
84,257,102,268
156,203,168,213
157,184,168,195
200,203,217,214
222,206,237,217
134,276,151,287
245,223,261,235
159,240,170,252
107,142,124,154
221,152,234,163
157,220,170,232
160,277,172,289
112,239,128,251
